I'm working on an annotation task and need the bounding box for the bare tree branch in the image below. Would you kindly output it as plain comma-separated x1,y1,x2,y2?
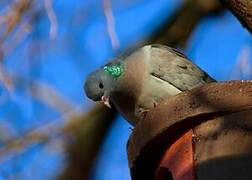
1,0,33,40
103,0,120,50
3,22,32,57
0,0,34,91
44,0,58,39
231,45,252,79
0,63,13,92
148,0,224,48
59,104,117,180
30,80,75,113
0,104,114,163
220,0,252,33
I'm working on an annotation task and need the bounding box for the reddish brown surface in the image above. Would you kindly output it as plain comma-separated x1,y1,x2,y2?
155,129,194,180
194,109,252,180
127,81,252,180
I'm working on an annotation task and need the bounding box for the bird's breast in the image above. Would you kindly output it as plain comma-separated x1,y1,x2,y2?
110,53,147,126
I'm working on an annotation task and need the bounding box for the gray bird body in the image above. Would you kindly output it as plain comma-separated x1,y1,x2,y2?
84,44,215,126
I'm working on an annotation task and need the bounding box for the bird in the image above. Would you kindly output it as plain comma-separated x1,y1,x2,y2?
84,44,216,126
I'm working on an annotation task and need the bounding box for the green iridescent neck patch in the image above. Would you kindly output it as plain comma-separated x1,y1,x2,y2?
103,64,124,78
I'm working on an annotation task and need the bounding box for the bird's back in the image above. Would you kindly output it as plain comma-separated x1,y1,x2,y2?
134,45,216,124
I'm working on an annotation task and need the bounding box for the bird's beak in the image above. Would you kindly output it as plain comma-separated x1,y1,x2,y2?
101,96,111,108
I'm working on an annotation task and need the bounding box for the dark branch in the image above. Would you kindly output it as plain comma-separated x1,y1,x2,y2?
147,0,224,48
220,0,252,33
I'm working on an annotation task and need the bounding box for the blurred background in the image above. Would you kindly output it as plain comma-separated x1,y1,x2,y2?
0,0,251,179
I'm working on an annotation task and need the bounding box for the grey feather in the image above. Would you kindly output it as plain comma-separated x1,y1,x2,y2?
148,44,216,91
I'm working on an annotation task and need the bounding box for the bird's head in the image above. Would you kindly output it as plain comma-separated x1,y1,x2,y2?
84,62,124,108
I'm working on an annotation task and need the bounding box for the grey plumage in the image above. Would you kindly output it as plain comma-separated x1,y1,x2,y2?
84,44,215,126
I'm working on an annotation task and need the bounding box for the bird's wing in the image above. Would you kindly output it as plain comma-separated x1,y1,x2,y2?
147,44,216,91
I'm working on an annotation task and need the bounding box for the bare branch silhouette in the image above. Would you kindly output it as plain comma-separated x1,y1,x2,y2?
44,0,58,39
221,0,252,33
1,0,33,40
103,0,120,50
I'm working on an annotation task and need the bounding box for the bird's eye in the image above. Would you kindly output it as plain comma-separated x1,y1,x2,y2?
99,82,104,89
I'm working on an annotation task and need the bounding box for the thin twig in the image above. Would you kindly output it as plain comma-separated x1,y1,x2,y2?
30,80,75,113
3,0,32,39
3,22,32,57
0,63,13,92
103,0,119,50
0,104,84,162
231,45,252,79
44,0,58,39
